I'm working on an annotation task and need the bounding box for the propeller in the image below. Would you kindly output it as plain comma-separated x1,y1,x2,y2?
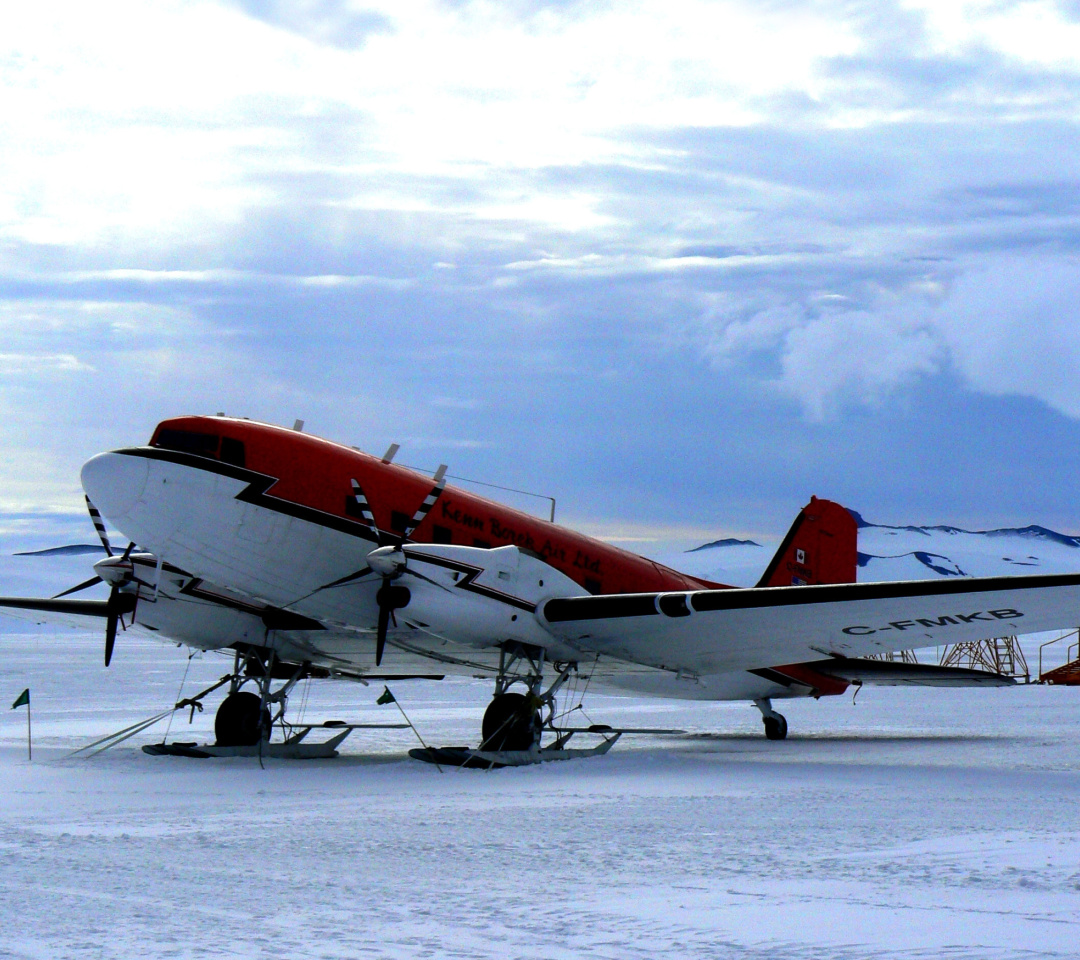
104,582,138,667
102,542,138,667
368,546,412,666
52,574,105,599
36,496,118,598
86,495,114,556
346,466,448,666
49,500,140,666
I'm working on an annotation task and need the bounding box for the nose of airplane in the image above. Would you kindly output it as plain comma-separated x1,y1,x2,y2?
81,452,149,521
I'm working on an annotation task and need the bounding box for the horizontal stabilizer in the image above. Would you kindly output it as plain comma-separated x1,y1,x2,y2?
803,657,1015,687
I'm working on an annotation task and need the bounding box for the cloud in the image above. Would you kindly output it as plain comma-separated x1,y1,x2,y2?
226,0,393,50
935,252,1080,417
0,353,94,375
778,310,944,420
4,0,1080,532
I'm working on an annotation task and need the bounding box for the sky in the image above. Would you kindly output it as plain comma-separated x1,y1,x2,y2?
4,0,1080,554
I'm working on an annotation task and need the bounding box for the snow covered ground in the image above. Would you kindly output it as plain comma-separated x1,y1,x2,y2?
2,632,1080,959
4,513,1080,958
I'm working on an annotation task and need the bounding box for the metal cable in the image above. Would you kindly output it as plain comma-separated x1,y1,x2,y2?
162,652,194,744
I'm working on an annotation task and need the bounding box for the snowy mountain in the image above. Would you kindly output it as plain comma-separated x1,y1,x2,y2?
657,513,1080,588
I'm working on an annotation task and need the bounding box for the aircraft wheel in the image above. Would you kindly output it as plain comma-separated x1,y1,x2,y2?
481,692,540,751
215,692,271,747
763,713,788,741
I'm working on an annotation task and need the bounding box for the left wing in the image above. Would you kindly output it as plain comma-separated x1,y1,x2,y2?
542,573,1080,674
0,596,114,631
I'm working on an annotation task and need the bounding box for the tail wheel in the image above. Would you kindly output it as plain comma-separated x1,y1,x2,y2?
215,691,271,747
481,692,540,751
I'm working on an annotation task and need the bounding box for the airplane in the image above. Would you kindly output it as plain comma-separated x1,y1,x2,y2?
5,414,1080,765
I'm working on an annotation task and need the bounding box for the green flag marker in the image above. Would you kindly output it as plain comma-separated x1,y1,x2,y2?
12,689,31,760
376,686,395,705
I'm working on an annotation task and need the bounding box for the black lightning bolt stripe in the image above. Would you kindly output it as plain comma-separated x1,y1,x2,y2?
113,447,536,613
115,447,380,544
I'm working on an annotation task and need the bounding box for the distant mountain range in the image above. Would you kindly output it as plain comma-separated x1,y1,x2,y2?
850,510,1080,547
688,537,761,551
13,544,106,557
662,513,1080,588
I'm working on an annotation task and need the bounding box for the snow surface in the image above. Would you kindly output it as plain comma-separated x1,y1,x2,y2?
4,517,1080,957
2,633,1080,959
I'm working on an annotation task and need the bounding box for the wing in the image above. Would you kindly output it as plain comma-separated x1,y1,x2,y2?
0,596,113,631
542,572,1080,675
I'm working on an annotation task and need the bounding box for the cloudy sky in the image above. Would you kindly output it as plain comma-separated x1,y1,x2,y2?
4,0,1080,553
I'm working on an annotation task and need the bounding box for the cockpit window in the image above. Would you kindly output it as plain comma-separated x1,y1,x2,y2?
220,437,246,467
153,428,245,467
154,429,219,456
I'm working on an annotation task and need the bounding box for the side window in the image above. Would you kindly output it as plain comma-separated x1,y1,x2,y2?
432,525,453,544
472,538,491,549
390,511,410,533
583,577,602,595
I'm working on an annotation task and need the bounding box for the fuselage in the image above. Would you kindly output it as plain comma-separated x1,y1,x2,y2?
145,416,720,596
79,416,836,704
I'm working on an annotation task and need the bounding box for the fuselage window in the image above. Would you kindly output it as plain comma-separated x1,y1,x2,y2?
154,429,220,457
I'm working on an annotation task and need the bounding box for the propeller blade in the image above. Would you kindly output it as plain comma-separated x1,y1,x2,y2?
374,580,412,667
103,587,137,668
315,566,373,592
375,588,391,667
85,496,113,557
120,542,135,560
52,575,104,599
400,467,448,541
104,607,119,667
349,479,393,545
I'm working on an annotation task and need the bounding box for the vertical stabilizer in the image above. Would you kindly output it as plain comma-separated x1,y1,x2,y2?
755,496,857,587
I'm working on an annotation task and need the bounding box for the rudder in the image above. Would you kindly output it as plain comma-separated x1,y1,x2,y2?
756,496,857,587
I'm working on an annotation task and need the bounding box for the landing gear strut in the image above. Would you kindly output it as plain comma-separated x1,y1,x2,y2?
481,692,541,752
479,642,549,752
213,647,305,747
754,697,788,740
412,642,628,767
215,691,271,747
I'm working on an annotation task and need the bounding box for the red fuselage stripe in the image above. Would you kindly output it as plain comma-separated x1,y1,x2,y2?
147,416,728,597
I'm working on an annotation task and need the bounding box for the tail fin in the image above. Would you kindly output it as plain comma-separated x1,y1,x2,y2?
756,496,857,587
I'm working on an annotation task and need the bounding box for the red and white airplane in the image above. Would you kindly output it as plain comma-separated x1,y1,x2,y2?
6,415,1080,764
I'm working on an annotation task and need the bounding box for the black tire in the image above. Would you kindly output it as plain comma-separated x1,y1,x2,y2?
481,692,540,752
215,692,271,747
763,713,788,741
